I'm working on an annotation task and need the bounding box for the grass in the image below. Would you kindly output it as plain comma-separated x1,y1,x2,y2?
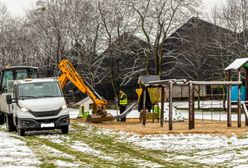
5,121,219,167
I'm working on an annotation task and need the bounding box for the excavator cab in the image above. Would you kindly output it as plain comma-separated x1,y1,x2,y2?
0,66,38,93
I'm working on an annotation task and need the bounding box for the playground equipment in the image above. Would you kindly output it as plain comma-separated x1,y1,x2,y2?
141,58,248,130
137,76,185,123
146,79,242,130
134,58,248,130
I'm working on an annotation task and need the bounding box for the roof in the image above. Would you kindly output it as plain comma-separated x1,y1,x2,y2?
15,78,58,84
165,17,236,42
102,32,150,56
138,75,160,84
2,66,38,71
225,58,248,71
73,96,93,106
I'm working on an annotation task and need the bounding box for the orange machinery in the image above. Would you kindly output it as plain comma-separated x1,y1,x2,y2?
58,59,113,123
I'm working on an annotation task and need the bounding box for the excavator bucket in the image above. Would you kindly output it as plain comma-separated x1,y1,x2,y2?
86,113,114,123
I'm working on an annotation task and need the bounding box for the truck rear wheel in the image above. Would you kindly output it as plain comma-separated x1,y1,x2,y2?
61,126,69,134
0,113,5,125
6,114,16,132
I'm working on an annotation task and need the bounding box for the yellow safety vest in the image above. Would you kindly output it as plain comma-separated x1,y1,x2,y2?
136,88,142,102
119,92,128,105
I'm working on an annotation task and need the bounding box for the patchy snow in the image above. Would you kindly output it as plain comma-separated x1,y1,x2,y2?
71,141,115,161
69,108,79,119
55,160,81,167
39,133,70,144
71,141,101,155
131,158,164,168
124,134,229,152
122,133,248,166
42,145,75,159
235,164,248,168
76,123,248,166
0,132,39,167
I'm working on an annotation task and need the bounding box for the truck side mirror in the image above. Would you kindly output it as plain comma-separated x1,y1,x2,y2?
6,95,12,104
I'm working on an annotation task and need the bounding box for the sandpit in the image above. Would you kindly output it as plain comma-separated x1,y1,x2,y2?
87,119,248,137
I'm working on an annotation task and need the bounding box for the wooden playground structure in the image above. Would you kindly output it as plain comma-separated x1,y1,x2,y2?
140,58,248,130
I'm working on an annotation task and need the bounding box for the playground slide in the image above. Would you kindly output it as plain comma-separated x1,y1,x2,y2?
114,102,138,120
242,102,248,118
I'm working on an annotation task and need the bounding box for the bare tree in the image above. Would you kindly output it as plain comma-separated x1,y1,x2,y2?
98,0,139,97
132,0,201,78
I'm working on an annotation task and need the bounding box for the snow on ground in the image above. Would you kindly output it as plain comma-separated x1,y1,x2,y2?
42,145,75,159
3,120,248,167
71,141,115,161
69,108,80,119
124,133,248,166
55,160,81,168
76,122,248,166
70,100,243,121
173,100,225,109
71,141,101,155
0,132,39,167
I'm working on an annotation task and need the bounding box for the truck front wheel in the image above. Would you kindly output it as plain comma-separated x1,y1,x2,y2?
0,113,5,125
17,127,25,136
16,118,25,136
6,114,16,132
61,126,69,134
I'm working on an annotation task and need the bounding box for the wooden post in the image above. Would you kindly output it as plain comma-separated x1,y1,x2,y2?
160,86,165,127
227,70,232,127
192,84,195,129
238,69,241,127
169,82,173,130
246,69,248,101
246,69,248,126
142,87,147,126
189,82,195,129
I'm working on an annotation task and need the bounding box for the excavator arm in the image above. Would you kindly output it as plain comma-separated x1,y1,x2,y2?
58,59,113,122
58,59,107,107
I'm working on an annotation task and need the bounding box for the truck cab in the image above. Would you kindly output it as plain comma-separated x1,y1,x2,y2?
0,66,38,125
6,78,69,136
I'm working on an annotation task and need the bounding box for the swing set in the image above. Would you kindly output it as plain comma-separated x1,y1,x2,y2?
139,58,248,131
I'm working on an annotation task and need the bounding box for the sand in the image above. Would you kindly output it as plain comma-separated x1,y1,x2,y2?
86,119,248,137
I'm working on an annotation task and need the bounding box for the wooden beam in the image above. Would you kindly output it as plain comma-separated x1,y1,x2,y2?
227,71,232,127
148,80,241,86
191,81,242,85
169,82,173,130
160,87,165,127
142,88,146,126
246,69,248,126
238,70,241,127
189,82,195,129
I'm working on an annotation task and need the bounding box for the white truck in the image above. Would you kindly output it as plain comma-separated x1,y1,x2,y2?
4,78,70,136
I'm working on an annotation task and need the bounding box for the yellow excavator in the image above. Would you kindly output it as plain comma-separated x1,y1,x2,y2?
58,59,114,123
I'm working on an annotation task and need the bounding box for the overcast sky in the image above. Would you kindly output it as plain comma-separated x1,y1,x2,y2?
0,0,226,17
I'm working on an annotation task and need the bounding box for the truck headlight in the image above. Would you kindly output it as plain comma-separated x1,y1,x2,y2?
61,104,67,109
20,107,29,112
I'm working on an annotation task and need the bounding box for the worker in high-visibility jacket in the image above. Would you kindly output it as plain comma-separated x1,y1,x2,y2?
118,89,128,122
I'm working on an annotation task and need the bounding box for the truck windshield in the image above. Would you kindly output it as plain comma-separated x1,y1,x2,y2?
17,82,63,99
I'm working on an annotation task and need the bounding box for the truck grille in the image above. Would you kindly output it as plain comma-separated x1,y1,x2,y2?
29,108,61,117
